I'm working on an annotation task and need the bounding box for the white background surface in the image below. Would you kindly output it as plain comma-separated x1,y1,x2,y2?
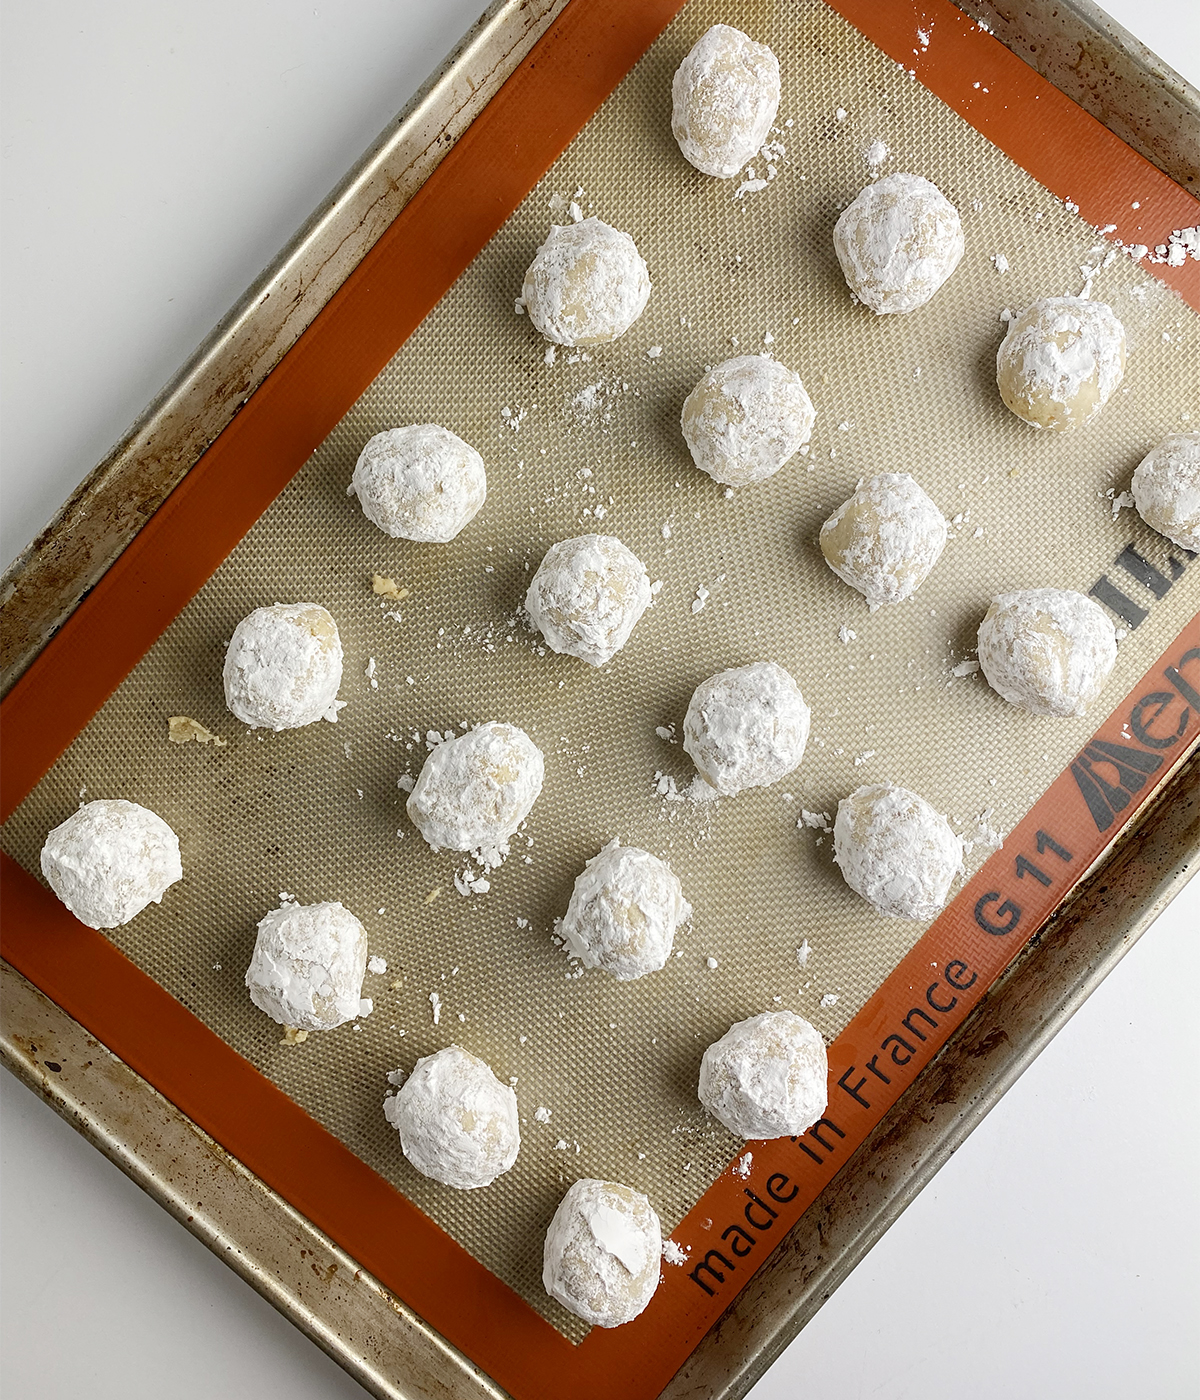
2,2,1198,1397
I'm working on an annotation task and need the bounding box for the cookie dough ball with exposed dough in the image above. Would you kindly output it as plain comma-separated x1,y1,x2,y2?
698,1011,828,1139
671,24,781,179
1131,433,1200,552
833,783,964,920
223,602,344,731
977,588,1118,717
245,900,369,1032
406,722,544,853
559,840,691,981
996,297,1126,431
543,1178,662,1327
40,799,182,930
525,534,652,666
820,472,948,608
349,424,486,543
384,1045,520,1190
684,661,810,796
833,173,964,314
521,218,651,346
681,355,815,488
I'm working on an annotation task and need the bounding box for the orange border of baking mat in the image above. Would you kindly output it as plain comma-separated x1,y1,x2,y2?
3,1,1199,1396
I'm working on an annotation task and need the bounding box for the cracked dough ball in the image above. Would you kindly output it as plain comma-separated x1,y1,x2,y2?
349,424,486,543
977,588,1117,717
521,218,651,346
996,297,1126,431
684,661,810,796
1131,433,1200,552
820,472,948,608
223,602,343,731
834,783,964,920
245,901,368,1032
543,1178,662,1327
384,1046,519,1190
559,840,691,981
681,355,815,488
407,722,544,852
671,24,780,179
699,1011,828,1139
833,173,964,314
525,534,652,666
40,799,182,930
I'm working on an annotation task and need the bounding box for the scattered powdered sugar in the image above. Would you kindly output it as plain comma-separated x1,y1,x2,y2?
990,253,1009,274
863,138,889,172
734,1151,754,1179
796,940,812,967
535,1105,552,1123
654,771,719,804
367,955,388,975
799,810,833,833
819,993,839,1008
662,1239,691,1266
951,658,980,677
429,991,442,1024
1108,487,1136,519
838,624,857,644
962,808,1006,854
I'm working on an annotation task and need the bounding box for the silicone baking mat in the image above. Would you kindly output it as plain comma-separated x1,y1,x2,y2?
2,0,1197,1395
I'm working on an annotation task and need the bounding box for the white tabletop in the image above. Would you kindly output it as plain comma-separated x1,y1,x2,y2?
2,3,1198,1397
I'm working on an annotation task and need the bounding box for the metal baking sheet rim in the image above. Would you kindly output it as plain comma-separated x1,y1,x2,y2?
1,2,1197,1398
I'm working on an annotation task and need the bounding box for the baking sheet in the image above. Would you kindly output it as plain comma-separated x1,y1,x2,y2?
3,0,1197,1341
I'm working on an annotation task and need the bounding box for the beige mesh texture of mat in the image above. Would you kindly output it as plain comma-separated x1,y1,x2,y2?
4,0,1198,1340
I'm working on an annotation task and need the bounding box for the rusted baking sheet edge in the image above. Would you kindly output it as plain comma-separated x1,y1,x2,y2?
0,0,572,698
4,746,1196,1400
3,0,1196,696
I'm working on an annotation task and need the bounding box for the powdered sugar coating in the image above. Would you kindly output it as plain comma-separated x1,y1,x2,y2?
349,424,486,543
671,25,781,179
977,588,1118,717
698,1010,828,1139
406,722,544,852
833,173,964,314
525,534,652,666
833,783,963,920
681,355,816,488
384,1045,519,1190
543,1178,662,1326
996,297,1126,431
560,840,691,981
521,218,651,346
245,900,368,1031
1131,433,1200,551
684,661,810,796
820,472,948,608
40,799,182,930
223,602,343,730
